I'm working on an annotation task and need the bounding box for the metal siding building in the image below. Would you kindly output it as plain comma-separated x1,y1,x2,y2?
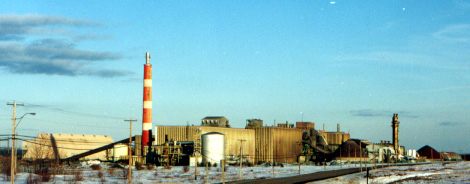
295,122,315,130
155,126,255,163
325,132,351,145
254,127,303,163
22,134,114,161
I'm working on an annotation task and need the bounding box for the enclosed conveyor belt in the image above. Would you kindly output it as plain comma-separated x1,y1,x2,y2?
63,136,136,162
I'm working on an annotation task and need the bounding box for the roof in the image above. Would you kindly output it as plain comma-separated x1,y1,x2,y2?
417,145,442,159
332,139,368,158
202,116,226,120
440,152,463,160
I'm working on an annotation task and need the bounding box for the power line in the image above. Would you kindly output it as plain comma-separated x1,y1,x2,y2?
25,103,129,120
3,134,117,144
19,138,106,151
33,119,129,129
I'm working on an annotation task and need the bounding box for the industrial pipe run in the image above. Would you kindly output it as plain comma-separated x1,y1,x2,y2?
142,52,152,152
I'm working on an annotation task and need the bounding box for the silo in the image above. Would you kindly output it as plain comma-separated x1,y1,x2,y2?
202,132,225,165
113,143,128,161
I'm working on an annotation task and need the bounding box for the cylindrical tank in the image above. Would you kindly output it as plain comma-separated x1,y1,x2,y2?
113,143,128,161
202,132,225,165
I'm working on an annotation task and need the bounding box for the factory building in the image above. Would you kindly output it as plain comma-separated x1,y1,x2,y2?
155,119,304,164
22,134,114,161
316,124,350,150
365,141,404,162
17,52,413,166
332,139,404,163
154,125,255,164
254,127,303,163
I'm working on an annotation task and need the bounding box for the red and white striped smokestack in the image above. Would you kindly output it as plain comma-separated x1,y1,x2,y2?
142,52,152,151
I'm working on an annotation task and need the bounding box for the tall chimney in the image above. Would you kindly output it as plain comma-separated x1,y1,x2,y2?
337,123,340,132
142,52,152,153
391,114,399,154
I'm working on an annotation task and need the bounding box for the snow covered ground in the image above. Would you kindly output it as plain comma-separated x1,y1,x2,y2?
2,161,469,183
314,162,470,184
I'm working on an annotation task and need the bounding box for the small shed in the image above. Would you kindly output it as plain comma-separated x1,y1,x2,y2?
440,152,462,161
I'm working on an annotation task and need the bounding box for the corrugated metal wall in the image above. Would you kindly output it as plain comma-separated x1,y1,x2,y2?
156,126,304,164
155,126,256,163
343,133,350,142
135,135,142,156
255,127,273,163
255,127,303,163
295,122,315,129
325,132,351,145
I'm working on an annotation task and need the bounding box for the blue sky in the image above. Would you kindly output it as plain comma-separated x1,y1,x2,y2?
0,1,469,152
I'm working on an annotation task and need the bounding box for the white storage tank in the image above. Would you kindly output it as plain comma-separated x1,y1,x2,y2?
407,149,417,159
112,143,128,161
202,132,225,165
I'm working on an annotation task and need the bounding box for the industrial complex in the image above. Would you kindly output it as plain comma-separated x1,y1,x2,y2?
15,53,464,168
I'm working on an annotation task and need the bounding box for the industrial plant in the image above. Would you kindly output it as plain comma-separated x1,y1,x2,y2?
15,53,464,169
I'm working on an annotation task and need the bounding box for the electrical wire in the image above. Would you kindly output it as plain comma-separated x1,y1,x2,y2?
25,103,130,120
33,118,129,130
3,101,136,129
19,138,107,151
0,134,122,145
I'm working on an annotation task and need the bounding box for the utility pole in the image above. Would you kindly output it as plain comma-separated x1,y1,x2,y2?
464,148,466,161
297,141,301,174
340,146,342,169
272,158,275,178
8,101,23,184
194,128,201,180
348,144,351,167
239,139,246,180
354,146,357,167
222,159,226,184
360,142,364,171
125,119,136,184
431,149,433,165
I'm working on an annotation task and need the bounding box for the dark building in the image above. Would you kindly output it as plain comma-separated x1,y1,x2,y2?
417,145,442,160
